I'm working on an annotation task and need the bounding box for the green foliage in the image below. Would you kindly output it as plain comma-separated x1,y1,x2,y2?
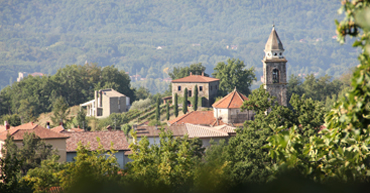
182,88,188,114
0,135,22,193
98,113,128,130
174,93,179,117
75,109,87,130
155,98,160,121
131,98,153,111
193,85,198,111
134,87,151,101
50,96,70,127
266,0,370,183
0,114,21,126
169,63,208,80
166,103,170,121
58,138,121,192
22,156,66,193
121,123,132,137
126,129,200,190
212,58,256,96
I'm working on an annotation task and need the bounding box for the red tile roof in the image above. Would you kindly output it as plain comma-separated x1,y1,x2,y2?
212,89,248,109
0,122,69,141
168,111,225,126
51,126,85,133
66,131,130,152
171,75,219,83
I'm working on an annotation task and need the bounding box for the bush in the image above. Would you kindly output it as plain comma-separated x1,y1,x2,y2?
130,98,153,111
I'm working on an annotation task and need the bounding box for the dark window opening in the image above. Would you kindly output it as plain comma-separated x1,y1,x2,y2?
274,52,278,56
178,86,181,91
273,69,279,83
199,86,203,91
188,90,192,97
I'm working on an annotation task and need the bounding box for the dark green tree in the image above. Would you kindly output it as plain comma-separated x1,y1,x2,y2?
168,63,209,80
134,86,151,101
155,98,160,121
212,58,256,96
174,93,179,117
50,96,70,127
193,85,198,111
0,135,22,192
166,103,170,121
183,88,188,114
0,114,21,126
75,109,87,130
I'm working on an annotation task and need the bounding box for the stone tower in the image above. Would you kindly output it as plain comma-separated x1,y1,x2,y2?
262,26,287,106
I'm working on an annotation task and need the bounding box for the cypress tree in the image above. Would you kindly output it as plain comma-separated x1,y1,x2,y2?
193,85,198,111
166,103,170,120
183,88,188,114
174,93,179,117
155,98,160,121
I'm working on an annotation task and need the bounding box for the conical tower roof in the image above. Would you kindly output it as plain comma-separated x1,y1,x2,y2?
265,27,284,51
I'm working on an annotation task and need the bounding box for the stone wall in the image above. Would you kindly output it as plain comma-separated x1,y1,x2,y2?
172,81,219,107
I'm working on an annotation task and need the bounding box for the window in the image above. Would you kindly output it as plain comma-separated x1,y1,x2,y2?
274,52,278,56
199,86,203,91
178,86,181,91
188,90,192,97
273,69,279,83
210,86,213,91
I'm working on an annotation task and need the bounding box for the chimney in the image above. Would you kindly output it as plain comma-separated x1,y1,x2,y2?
190,72,192,76
4,121,10,130
46,122,50,129
201,71,204,76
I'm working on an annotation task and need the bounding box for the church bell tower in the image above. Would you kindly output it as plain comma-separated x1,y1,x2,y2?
262,26,287,106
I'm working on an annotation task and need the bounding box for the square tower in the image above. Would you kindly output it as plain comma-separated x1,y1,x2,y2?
262,27,288,106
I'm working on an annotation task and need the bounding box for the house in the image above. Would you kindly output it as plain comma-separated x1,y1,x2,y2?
171,72,220,107
168,88,253,126
212,88,254,124
17,72,44,82
134,123,235,148
0,122,69,162
65,131,131,169
80,88,130,118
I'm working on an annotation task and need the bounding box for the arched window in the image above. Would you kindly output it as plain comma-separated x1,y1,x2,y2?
272,69,279,83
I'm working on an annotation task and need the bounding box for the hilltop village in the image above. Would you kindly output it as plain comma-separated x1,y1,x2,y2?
0,27,287,168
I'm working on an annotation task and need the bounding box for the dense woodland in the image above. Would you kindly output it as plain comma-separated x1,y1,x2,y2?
0,0,359,93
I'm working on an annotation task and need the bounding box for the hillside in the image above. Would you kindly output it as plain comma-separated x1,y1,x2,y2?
0,0,358,93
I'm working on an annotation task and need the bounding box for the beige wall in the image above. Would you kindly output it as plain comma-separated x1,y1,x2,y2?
214,108,254,124
10,139,67,162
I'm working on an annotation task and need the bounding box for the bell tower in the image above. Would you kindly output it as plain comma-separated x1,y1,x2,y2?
262,26,287,106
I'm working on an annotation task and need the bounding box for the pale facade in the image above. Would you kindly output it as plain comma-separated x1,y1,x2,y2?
80,88,130,118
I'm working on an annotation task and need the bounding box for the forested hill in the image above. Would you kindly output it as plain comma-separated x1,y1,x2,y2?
0,0,358,92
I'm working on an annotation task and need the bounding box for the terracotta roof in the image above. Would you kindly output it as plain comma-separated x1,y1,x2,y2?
136,125,187,137
213,125,236,134
168,111,225,126
171,75,219,83
212,89,248,109
66,131,130,152
0,122,69,141
265,27,284,51
185,124,229,138
51,126,85,133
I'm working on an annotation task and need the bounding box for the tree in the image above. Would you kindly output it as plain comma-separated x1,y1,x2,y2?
174,94,179,117
212,58,256,96
75,109,87,130
168,63,209,80
134,87,151,101
126,129,200,190
22,156,66,193
0,135,22,193
193,85,198,111
58,139,121,192
166,103,170,121
155,98,160,121
50,96,70,127
0,114,21,126
183,88,188,114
